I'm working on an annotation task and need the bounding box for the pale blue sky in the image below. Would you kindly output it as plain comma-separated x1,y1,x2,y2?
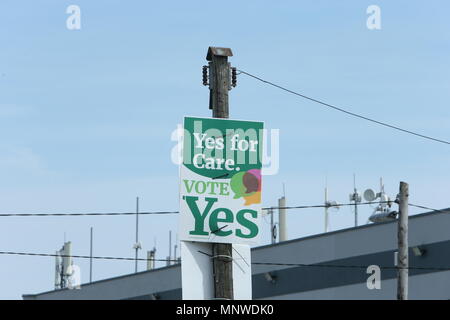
0,1,449,299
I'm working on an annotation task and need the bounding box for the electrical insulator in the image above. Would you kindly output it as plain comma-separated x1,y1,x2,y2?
231,67,237,87
202,65,208,86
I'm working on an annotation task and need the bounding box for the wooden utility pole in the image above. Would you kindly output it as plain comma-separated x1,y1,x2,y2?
397,181,409,300
206,46,234,300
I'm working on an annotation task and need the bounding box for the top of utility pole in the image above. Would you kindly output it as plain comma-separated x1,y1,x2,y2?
206,47,233,61
204,46,236,118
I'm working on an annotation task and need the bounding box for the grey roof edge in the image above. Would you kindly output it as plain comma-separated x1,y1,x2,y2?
252,208,450,252
23,262,181,298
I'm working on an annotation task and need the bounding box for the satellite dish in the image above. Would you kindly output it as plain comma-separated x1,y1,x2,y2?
363,189,376,202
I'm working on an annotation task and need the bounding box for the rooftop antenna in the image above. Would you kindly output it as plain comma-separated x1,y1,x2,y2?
147,250,155,271
62,241,72,278
55,241,73,289
278,184,287,241
349,174,362,227
324,176,328,232
269,207,277,244
133,197,142,273
154,237,157,268
167,231,172,266
54,251,62,289
324,180,340,232
324,186,329,232
174,233,179,263
364,178,396,223
147,238,157,271
89,227,93,283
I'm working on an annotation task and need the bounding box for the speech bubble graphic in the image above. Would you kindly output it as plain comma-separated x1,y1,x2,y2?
244,191,261,205
243,169,261,193
230,171,247,199
231,169,262,205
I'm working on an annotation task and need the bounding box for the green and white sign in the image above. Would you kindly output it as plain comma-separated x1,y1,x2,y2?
179,116,264,244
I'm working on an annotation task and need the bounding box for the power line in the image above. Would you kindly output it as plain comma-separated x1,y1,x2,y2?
238,69,450,146
0,211,179,217
0,201,390,217
1,202,446,217
265,201,391,211
0,251,178,263
1,250,449,272
408,203,448,214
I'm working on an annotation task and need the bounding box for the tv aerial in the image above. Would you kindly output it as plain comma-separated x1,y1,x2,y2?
349,174,362,227
324,186,340,233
